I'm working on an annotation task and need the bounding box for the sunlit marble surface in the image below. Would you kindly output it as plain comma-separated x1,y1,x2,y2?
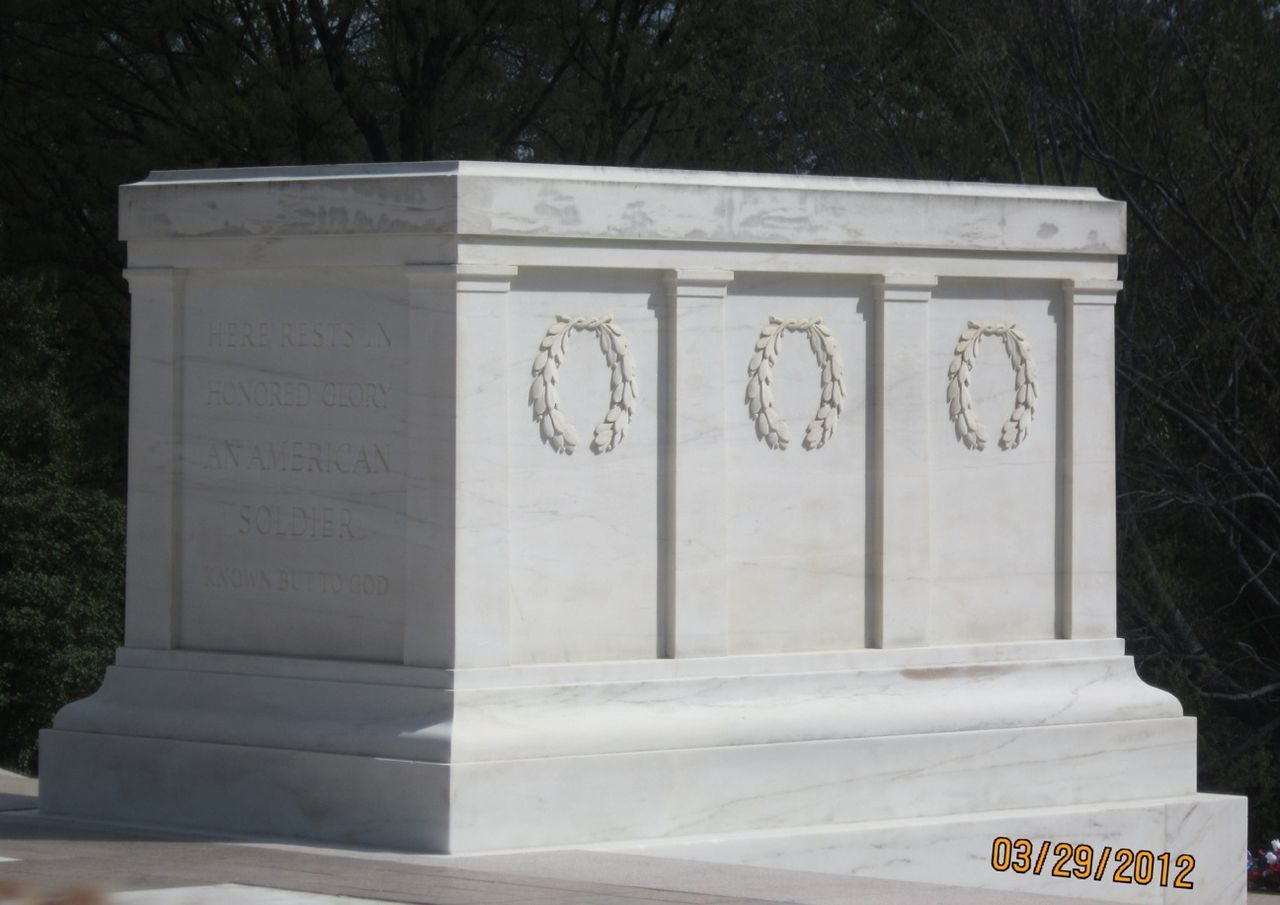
40,162,1241,903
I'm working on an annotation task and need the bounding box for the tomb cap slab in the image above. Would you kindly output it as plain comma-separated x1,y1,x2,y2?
120,161,1125,255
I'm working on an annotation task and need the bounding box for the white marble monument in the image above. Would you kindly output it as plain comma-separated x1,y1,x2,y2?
41,162,1244,903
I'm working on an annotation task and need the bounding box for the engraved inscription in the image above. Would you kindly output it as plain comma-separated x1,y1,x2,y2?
318,382,389,408
202,440,391,474
201,565,391,597
183,284,406,664
179,274,408,660
207,380,311,407
208,321,393,350
238,504,358,540
205,380,391,409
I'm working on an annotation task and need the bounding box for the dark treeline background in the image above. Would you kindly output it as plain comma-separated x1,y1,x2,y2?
2,0,1278,835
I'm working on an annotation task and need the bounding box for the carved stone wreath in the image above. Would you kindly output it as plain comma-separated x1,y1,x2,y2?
529,315,637,455
745,316,847,451
946,321,1038,451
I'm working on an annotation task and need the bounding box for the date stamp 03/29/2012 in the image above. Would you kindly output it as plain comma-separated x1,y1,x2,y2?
991,837,1196,889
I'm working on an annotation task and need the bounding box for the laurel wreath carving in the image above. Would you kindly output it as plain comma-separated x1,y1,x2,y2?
528,315,637,455
745,316,847,451
946,321,1038,451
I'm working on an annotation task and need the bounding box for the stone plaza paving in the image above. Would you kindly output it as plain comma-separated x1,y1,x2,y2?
0,769,1137,905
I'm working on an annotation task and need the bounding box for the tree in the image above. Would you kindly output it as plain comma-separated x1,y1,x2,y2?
0,277,124,774
903,0,1280,839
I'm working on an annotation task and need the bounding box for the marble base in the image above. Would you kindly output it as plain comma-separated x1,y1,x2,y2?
40,641,1206,850
39,641,1245,902
39,730,450,850
602,794,1246,905
41,716,1197,851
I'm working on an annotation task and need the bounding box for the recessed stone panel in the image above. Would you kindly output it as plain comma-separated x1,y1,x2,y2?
178,268,407,661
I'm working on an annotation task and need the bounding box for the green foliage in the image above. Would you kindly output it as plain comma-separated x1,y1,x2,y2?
0,277,124,775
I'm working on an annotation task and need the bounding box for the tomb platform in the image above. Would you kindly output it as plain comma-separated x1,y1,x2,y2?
41,163,1244,903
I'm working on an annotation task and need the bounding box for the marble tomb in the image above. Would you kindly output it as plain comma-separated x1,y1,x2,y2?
40,162,1244,903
